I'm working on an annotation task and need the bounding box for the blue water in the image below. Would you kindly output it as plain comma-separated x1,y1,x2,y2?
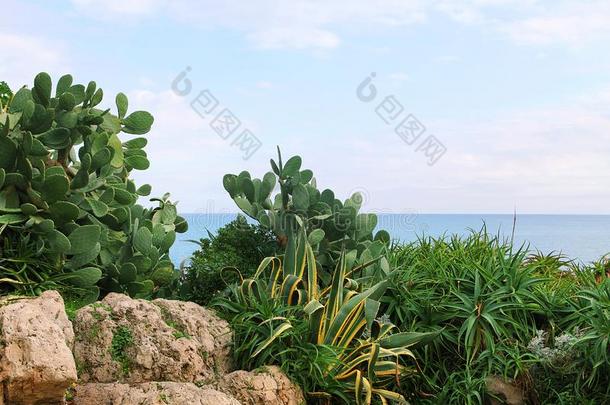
170,214,610,266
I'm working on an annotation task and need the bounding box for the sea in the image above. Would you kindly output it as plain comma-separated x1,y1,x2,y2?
169,214,610,267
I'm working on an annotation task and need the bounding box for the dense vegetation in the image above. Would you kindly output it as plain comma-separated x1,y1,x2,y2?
180,215,278,305
206,151,610,403
0,73,187,307
1,74,608,404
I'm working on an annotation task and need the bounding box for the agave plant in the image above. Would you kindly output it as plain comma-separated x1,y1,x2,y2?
216,228,437,404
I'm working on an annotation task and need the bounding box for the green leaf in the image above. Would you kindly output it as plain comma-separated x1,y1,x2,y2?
66,267,102,287
41,174,70,204
150,265,174,285
123,137,147,149
20,203,37,216
136,184,152,196
223,174,237,198
90,88,103,107
300,169,313,183
308,229,325,245
108,134,124,168
49,201,80,224
0,213,26,224
39,128,71,149
100,114,122,134
159,231,176,253
68,225,101,255
125,155,150,170
175,216,188,233
56,111,78,128
122,111,153,135
374,230,391,244
85,197,109,217
134,227,153,254
58,92,76,111
116,93,128,119
119,263,138,284
127,280,153,296
33,72,52,106
292,184,309,211
234,196,255,217
47,229,71,253
68,243,101,269
91,147,113,170
66,84,85,105
261,172,276,199
8,88,33,113
0,136,17,170
282,156,302,178
379,330,440,349
56,74,73,96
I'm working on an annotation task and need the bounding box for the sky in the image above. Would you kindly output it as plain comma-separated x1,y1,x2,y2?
2,0,610,215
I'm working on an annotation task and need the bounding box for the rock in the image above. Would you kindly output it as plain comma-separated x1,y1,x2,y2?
217,366,305,405
152,298,232,375
73,382,240,405
0,291,77,405
73,293,232,384
486,376,525,405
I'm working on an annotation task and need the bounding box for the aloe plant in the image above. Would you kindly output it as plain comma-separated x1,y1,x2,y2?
0,72,187,301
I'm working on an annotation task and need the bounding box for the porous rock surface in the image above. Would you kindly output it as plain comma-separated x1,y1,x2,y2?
72,293,232,384
73,382,240,405
486,376,525,405
0,291,77,405
0,291,305,405
216,366,306,405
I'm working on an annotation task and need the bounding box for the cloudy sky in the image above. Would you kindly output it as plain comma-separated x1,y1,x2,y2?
3,0,610,214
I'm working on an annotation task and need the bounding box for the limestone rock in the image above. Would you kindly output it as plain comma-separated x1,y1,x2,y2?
486,376,525,405
217,366,305,405
0,291,77,405
73,382,239,405
73,293,232,384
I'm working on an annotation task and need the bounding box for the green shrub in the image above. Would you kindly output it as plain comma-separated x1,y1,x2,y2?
388,230,610,403
0,72,187,304
215,229,436,404
180,215,278,305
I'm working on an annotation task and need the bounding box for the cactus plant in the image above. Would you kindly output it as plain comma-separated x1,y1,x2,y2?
223,147,390,282
0,72,187,301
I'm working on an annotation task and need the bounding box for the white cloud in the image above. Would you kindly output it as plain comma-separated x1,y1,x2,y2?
0,33,65,87
70,0,165,18
388,72,409,82
247,27,341,50
500,2,610,46
123,88,272,212
69,0,427,50
255,81,273,89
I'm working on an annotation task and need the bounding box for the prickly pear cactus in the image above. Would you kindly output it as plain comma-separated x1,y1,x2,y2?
223,147,390,278
0,72,187,301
